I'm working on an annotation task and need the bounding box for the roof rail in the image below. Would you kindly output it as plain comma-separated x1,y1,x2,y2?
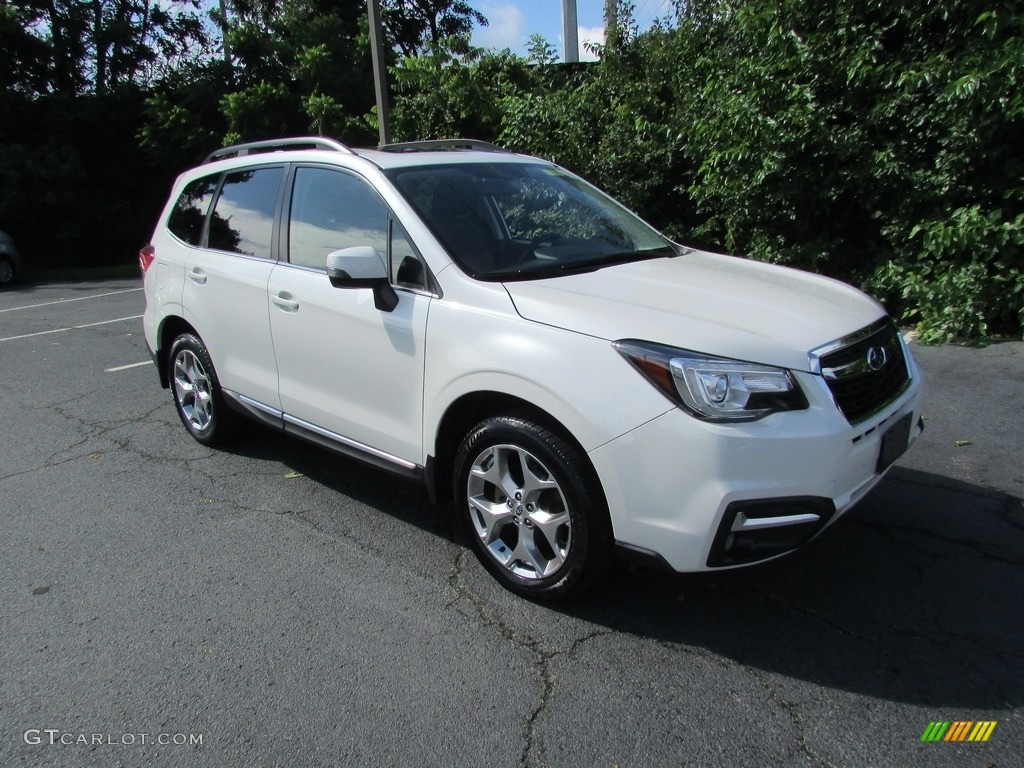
203,137,355,164
379,139,511,154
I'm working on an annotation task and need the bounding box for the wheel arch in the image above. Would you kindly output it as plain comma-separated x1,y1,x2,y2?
156,314,200,388
427,391,603,509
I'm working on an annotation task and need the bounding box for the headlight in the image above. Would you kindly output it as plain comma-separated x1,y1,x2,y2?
613,340,808,422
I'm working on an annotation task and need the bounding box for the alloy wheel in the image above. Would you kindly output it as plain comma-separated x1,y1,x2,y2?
173,349,214,432
465,443,572,579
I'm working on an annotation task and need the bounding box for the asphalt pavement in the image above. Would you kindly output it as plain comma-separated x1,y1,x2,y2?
0,278,1021,767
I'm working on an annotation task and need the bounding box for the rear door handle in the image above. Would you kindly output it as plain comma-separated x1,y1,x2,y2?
188,267,207,285
272,293,299,312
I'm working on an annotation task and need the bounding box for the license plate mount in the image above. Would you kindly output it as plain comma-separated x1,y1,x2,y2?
876,413,913,474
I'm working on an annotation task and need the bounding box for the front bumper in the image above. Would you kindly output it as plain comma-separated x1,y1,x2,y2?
590,352,924,572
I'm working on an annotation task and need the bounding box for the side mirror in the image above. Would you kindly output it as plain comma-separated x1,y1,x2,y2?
325,247,398,312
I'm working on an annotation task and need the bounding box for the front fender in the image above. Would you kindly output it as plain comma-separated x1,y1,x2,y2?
422,300,672,461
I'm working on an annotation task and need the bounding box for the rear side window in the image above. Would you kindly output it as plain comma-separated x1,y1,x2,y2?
208,167,284,259
167,175,218,246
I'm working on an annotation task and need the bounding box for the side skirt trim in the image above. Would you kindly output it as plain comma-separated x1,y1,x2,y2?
222,389,422,481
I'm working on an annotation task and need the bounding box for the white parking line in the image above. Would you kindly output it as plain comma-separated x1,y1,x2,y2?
0,287,142,313
74,315,144,329
104,360,152,373
0,314,143,343
0,327,68,342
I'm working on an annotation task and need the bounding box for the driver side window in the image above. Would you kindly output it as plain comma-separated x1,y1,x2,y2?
288,167,428,291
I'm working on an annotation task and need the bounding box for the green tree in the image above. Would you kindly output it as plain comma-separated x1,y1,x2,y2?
0,2,52,94
213,0,373,142
382,0,486,56
1,0,207,95
390,43,533,142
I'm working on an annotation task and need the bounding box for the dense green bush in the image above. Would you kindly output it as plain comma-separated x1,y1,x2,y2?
0,92,173,270
673,0,1024,341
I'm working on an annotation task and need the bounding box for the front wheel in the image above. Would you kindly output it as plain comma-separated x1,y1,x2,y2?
453,414,613,600
168,333,234,446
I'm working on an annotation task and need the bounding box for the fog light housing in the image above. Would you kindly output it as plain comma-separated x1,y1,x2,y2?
707,497,836,567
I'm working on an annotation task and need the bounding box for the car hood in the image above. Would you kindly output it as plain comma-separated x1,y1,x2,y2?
502,250,886,373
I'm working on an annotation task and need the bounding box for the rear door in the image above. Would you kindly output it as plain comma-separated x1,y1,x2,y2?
182,165,285,409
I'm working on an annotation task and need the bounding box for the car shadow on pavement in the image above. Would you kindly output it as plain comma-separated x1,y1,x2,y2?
218,424,1022,710
567,465,1023,710
225,421,457,536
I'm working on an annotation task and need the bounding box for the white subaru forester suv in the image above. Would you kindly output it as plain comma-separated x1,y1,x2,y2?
142,137,923,599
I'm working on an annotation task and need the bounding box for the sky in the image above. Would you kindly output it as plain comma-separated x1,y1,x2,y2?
470,0,677,61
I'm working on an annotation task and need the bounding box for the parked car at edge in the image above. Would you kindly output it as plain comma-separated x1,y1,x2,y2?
141,138,924,599
0,229,22,287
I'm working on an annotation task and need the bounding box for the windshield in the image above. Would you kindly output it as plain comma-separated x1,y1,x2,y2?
386,162,676,280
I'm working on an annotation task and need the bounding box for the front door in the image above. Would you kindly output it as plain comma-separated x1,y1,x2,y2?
268,166,431,466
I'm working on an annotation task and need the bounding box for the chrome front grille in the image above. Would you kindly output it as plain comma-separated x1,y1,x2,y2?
811,319,911,424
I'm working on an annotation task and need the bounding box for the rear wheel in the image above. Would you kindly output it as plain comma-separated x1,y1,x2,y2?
169,333,234,445
453,414,612,600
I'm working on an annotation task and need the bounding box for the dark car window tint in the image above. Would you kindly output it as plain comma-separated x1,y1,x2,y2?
388,163,670,280
209,167,283,259
167,175,218,246
390,168,500,275
289,167,388,270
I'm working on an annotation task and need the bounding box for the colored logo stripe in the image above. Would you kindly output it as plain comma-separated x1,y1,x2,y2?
944,721,973,741
968,721,997,742
921,721,997,742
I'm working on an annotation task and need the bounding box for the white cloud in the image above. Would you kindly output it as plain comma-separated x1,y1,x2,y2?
474,2,526,51
577,25,605,62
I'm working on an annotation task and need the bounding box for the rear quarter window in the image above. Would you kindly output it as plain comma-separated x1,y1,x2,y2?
167,175,218,246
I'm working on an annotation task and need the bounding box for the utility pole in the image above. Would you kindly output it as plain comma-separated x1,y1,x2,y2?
219,0,232,68
367,0,391,146
561,0,579,63
604,0,619,47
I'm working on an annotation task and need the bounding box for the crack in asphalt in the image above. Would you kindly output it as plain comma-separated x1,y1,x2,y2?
745,667,840,768
850,516,1023,567
850,472,1024,567
890,470,1023,509
999,495,1024,534
0,401,210,485
446,550,622,767
742,572,1022,707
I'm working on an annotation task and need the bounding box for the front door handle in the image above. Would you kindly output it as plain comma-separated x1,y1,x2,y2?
272,293,299,312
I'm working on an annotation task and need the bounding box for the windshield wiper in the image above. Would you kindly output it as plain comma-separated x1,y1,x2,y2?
539,246,678,276
482,245,679,281
596,245,681,262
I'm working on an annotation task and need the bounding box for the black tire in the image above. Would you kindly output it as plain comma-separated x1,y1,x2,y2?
168,333,234,446
0,257,14,287
453,413,613,600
